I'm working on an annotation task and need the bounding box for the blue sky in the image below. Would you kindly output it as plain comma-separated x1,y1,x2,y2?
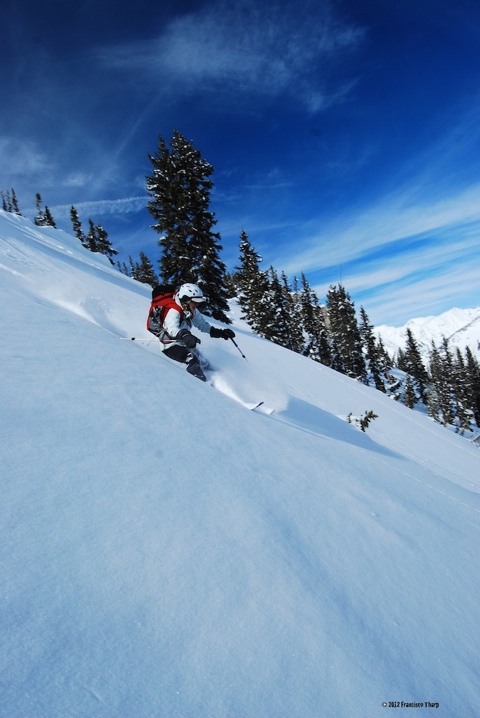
2,0,480,325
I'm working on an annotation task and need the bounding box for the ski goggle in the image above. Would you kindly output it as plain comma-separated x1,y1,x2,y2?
181,298,205,315
180,295,205,304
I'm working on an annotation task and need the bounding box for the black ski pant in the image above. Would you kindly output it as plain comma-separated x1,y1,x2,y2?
163,344,207,381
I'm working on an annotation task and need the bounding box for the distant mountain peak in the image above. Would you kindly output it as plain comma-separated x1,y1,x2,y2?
376,306,480,360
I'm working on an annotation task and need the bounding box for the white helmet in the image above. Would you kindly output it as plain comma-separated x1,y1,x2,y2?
177,283,205,306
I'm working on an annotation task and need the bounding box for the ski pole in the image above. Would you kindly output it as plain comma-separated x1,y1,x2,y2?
230,337,247,359
121,337,158,343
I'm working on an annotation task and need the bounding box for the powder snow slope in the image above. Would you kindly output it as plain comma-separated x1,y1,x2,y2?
1,210,479,718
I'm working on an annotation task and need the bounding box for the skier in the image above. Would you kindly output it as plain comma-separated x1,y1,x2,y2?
158,283,235,381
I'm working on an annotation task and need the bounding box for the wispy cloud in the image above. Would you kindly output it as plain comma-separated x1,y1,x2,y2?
1,121,141,208
363,263,480,328
1,137,49,178
96,0,364,111
51,196,148,220
279,181,480,276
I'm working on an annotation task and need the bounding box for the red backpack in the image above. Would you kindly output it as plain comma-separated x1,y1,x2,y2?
146,285,184,336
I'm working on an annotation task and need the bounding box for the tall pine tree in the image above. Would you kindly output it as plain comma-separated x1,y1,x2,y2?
146,130,230,322
326,284,366,380
299,273,331,365
34,193,56,227
86,219,98,253
452,347,473,433
1,191,12,212
279,272,304,353
427,341,455,426
403,328,429,402
70,206,86,246
11,189,21,215
464,346,480,427
359,307,386,392
235,230,270,333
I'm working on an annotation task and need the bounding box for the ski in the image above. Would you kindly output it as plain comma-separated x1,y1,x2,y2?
248,401,264,411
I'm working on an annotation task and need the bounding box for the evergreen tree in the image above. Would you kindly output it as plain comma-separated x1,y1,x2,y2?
396,347,407,372
377,336,394,371
1,189,21,214
359,307,386,392
70,206,86,246
130,252,158,286
34,193,45,226
1,191,12,212
427,341,455,426
79,218,118,263
223,271,237,297
146,129,230,322
440,336,455,381
280,271,304,353
403,375,418,409
235,230,270,333
95,224,118,264
298,272,317,354
127,255,136,275
43,206,56,228
326,285,344,373
11,189,21,214
326,284,366,380
117,259,131,276
255,267,290,346
316,306,333,367
34,194,56,227
452,348,473,433
403,328,429,401
299,273,331,365
86,219,98,253
465,346,480,427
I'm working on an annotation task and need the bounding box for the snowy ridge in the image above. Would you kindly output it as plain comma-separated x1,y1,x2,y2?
376,306,480,361
449,312,480,345
1,210,479,718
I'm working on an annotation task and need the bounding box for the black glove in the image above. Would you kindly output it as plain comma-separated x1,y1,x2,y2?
210,327,236,340
178,329,201,348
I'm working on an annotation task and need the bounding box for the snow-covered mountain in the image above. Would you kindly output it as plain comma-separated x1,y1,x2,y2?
376,306,480,362
1,209,479,718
